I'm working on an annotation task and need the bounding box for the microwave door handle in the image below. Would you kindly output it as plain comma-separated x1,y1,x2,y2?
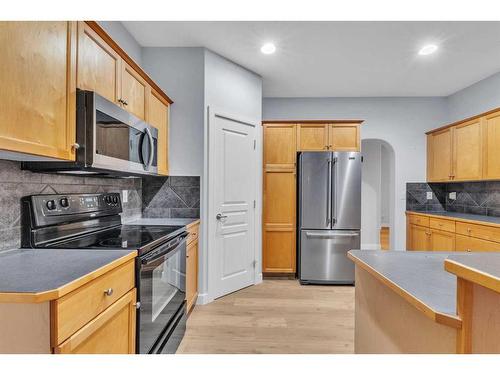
144,127,154,171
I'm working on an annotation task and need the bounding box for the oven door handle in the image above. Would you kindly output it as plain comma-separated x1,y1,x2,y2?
141,233,189,265
144,127,154,171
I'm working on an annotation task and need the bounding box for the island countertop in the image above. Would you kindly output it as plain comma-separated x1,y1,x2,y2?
348,250,464,328
0,248,137,303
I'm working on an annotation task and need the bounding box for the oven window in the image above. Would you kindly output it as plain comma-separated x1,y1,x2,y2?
152,257,183,321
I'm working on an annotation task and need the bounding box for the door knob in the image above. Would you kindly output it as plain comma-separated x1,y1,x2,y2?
216,213,228,220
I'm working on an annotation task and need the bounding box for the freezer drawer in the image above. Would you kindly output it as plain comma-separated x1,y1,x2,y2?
299,229,359,284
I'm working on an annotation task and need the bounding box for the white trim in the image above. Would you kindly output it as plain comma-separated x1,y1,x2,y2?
206,106,261,302
195,292,210,305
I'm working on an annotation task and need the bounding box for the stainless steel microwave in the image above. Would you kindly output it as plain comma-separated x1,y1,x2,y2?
23,90,159,177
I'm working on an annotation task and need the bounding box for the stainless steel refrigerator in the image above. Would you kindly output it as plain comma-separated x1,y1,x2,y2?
298,152,362,284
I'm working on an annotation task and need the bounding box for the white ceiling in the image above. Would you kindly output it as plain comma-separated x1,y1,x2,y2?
122,21,500,97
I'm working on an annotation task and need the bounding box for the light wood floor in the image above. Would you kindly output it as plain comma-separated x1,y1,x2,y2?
177,280,354,354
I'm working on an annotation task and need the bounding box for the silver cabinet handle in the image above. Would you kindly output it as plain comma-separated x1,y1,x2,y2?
216,213,228,220
104,288,114,296
305,232,359,238
71,143,80,150
327,158,332,226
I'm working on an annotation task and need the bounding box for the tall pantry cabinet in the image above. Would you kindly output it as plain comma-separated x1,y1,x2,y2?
262,121,362,275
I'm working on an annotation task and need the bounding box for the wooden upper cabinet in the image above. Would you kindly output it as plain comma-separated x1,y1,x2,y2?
453,119,482,181
264,124,297,167
329,124,360,151
0,21,77,160
483,110,500,180
77,22,121,104
148,89,169,175
427,128,453,182
297,124,328,151
121,62,148,120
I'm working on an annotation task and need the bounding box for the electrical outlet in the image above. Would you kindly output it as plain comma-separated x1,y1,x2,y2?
426,192,433,200
122,190,128,203
449,192,457,200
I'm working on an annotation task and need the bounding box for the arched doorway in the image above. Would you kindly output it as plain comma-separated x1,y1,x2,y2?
361,138,396,250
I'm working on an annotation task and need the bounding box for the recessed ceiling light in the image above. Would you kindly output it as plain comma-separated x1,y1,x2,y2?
418,44,438,56
261,43,276,55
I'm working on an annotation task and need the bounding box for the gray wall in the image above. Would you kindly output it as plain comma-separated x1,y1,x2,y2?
99,21,143,65
202,49,263,302
0,160,142,251
141,47,205,177
263,97,448,251
446,71,500,123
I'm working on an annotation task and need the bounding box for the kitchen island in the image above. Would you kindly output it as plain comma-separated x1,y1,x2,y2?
348,250,500,353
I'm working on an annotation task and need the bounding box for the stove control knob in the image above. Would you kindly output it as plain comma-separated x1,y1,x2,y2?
112,196,118,204
105,196,112,204
46,200,56,210
60,197,69,208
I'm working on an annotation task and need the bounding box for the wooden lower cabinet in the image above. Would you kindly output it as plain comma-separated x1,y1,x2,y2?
186,239,199,312
263,228,296,273
407,212,500,252
186,220,200,312
430,229,455,251
55,289,136,354
409,224,429,251
455,234,500,252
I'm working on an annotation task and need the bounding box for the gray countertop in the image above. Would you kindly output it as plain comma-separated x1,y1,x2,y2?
0,248,135,294
410,210,500,225
349,250,458,316
124,217,199,227
446,252,500,281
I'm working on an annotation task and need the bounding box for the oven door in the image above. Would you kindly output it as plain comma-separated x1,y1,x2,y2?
88,90,159,175
137,234,187,354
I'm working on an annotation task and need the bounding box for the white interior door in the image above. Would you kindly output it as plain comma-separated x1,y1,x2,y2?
209,110,256,299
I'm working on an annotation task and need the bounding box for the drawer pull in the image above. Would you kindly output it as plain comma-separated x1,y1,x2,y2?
104,288,114,297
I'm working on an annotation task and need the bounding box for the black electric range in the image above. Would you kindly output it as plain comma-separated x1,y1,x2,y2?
21,193,188,354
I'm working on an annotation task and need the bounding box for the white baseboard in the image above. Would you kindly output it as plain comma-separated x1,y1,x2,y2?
361,243,381,250
255,273,263,285
196,292,212,305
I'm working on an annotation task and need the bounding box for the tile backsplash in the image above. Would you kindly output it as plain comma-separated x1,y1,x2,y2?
0,160,142,251
407,181,500,217
142,176,200,219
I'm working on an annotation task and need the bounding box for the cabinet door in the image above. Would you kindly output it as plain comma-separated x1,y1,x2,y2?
297,124,328,151
430,229,455,251
55,289,136,354
329,124,360,151
455,234,500,252
263,170,296,273
483,111,500,179
427,128,453,182
453,119,482,181
263,124,296,167
0,21,77,160
77,21,121,105
121,61,148,120
186,240,198,312
148,89,169,175
410,225,430,251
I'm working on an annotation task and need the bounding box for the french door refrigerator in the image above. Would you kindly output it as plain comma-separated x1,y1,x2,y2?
298,152,362,284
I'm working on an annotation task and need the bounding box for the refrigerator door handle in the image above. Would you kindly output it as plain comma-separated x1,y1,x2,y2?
332,156,338,225
305,231,359,238
326,158,332,226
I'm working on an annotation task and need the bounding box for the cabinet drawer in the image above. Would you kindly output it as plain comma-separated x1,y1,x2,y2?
455,234,500,252
409,214,429,227
53,260,135,345
429,217,455,233
187,223,199,245
456,222,500,243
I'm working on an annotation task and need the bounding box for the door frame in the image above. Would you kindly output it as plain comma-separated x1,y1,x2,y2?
205,106,262,302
